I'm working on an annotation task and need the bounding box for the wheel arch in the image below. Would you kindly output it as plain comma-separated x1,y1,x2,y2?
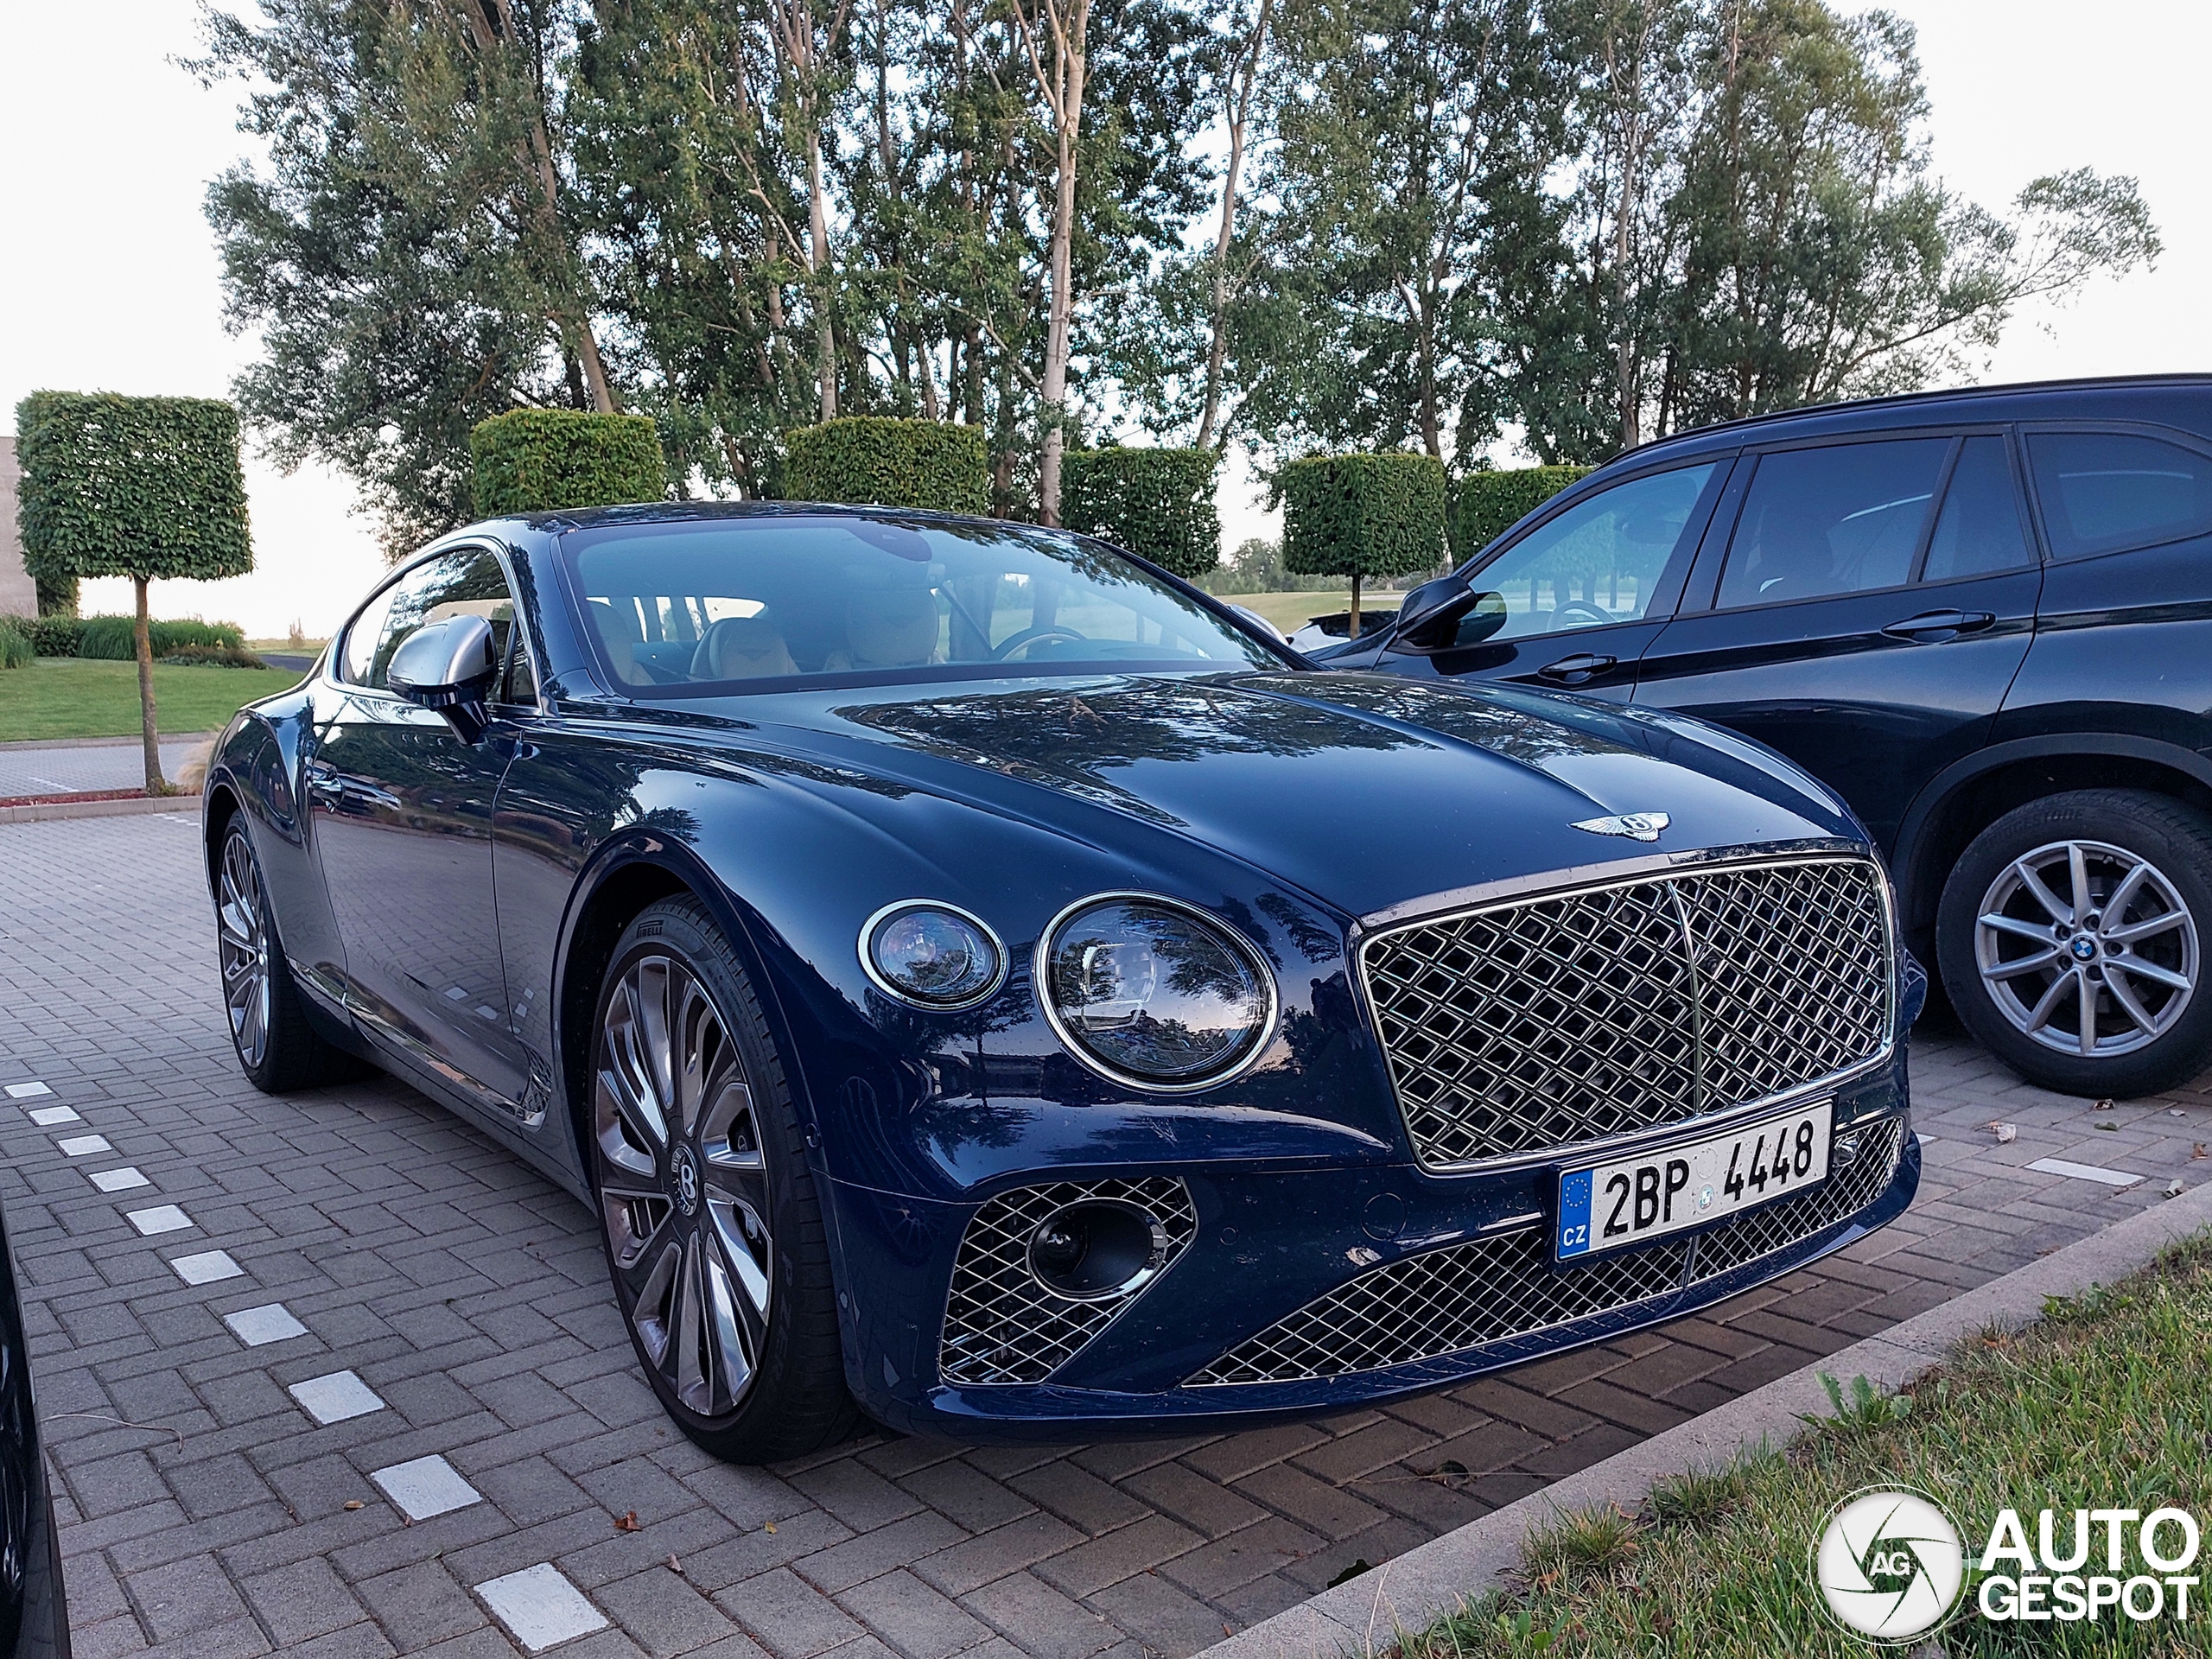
1894,735,2212,939
549,834,817,1181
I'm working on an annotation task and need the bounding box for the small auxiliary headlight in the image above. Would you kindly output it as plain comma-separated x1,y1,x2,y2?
861,902,1006,1009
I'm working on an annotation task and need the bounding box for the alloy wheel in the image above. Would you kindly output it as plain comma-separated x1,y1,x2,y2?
594,953,773,1419
1974,837,2200,1058
217,831,272,1070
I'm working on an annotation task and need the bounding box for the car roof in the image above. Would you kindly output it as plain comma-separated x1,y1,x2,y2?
1624,372,2212,465
499,500,1026,534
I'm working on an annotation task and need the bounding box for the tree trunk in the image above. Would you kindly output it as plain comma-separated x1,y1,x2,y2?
1197,0,1271,450
1027,0,1090,526
134,576,168,796
809,124,837,421
1347,575,1363,640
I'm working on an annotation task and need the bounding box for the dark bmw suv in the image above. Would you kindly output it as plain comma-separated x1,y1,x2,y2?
1333,375,2212,1100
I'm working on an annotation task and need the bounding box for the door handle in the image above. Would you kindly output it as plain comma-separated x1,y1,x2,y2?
1537,652,1619,684
1883,609,1995,641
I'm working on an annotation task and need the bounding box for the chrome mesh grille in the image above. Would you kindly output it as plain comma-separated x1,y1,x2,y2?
1688,1116,1904,1284
938,1178,1196,1386
1361,856,1891,1169
1188,1116,1905,1386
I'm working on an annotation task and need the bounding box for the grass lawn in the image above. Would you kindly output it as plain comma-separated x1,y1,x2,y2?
1404,1236,2212,1656
0,657,306,743
1218,590,1379,633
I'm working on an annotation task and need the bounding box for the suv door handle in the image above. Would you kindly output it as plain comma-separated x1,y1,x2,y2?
1883,609,1995,641
1536,652,1618,684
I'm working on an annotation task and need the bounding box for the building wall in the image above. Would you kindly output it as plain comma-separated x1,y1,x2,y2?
0,438,34,616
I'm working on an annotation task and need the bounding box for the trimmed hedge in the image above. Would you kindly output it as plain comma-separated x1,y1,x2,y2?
1449,465,1592,561
1282,453,1448,584
1062,447,1220,578
76,614,246,661
784,417,990,514
16,392,253,588
13,613,84,657
158,642,267,669
471,410,668,515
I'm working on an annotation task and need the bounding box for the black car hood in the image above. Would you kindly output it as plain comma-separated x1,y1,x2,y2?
666,671,1862,920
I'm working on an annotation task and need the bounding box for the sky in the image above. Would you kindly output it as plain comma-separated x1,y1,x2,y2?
2,1,2208,637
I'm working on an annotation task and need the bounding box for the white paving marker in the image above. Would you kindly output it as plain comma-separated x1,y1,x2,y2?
289,1370,385,1425
2027,1157,2144,1189
55,1135,111,1158
168,1250,245,1286
5,1082,53,1100
371,1454,482,1521
87,1166,150,1193
474,1564,607,1652
124,1205,193,1236
26,1105,79,1128
223,1304,308,1347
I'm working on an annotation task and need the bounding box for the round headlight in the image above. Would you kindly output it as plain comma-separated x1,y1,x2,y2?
861,902,1006,1009
1039,896,1276,1089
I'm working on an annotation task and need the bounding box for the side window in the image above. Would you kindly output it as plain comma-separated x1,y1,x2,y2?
501,629,538,706
339,582,400,684
355,549,518,691
1463,461,1718,644
1922,436,2033,582
1717,439,1950,609
2026,431,2212,559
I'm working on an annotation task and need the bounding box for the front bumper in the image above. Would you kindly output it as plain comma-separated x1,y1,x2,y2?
830,1052,1918,1441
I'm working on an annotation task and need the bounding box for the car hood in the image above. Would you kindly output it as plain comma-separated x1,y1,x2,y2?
660,671,1864,920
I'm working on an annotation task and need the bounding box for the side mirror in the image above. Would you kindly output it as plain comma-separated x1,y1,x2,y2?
387,614,499,739
1393,576,1509,651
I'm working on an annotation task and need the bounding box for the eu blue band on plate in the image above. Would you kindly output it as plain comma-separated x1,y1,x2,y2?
1557,1168,1593,1259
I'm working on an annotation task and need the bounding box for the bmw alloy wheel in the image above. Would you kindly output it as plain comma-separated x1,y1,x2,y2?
1974,837,2199,1058
217,830,273,1071
593,953,774,1418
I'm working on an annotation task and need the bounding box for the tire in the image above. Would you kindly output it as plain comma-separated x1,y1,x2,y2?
1937,789,2212,1098
214,816,365,1093
587,897,858,1462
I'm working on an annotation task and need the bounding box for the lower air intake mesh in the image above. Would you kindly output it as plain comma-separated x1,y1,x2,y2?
1188,1116,1905,1386
939,1177,1196,1386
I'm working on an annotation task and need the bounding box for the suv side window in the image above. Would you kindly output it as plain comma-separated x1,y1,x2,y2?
344,549,520,691
2025,431,2212,559
1461,461,1719,644
1922,435,2035,582
1716,439,1950,610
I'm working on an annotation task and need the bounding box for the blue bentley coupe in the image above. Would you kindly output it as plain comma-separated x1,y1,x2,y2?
202,505,1920,1461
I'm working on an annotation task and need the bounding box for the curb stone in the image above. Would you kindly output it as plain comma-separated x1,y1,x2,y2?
0,795,203,824
1196,1158,2212,1659
0,730,217,753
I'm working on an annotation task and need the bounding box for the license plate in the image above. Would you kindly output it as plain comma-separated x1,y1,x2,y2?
1554,1099,1833,1261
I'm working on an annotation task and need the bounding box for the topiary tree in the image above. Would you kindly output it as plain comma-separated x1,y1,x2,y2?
1449,465,1592,563
471,410,668,515
1062,447,1220,578
784,417,990,513
1281,452,1447,638
16,393,253,792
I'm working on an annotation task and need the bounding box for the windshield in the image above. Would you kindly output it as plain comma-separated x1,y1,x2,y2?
562,515,1282,693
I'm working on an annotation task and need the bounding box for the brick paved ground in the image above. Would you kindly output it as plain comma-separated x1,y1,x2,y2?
3,812,2205,1659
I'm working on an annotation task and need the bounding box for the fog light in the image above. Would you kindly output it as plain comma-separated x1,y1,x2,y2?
1026,1201,1170,1301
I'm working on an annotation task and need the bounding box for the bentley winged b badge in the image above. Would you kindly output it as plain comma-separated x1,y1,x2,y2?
1571,810,1671,842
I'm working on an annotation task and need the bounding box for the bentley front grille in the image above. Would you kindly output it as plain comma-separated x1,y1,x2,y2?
1187,1116,1905,1387
1361,855,1893,1170
938,1177,1197,1386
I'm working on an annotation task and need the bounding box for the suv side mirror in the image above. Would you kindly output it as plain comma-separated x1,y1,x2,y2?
1392,575,1511,650
388,614,499,741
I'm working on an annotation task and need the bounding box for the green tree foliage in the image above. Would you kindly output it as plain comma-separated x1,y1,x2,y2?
1449,465,1592,561
1062,447,1220,576
472,410,669,514
785,416,991,511
1196,537,1336,594
14,393,253,791
1281,452,1446,635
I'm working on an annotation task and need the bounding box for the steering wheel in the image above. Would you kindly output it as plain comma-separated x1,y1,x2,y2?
990,625,1088,661
1550,600,1614,630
